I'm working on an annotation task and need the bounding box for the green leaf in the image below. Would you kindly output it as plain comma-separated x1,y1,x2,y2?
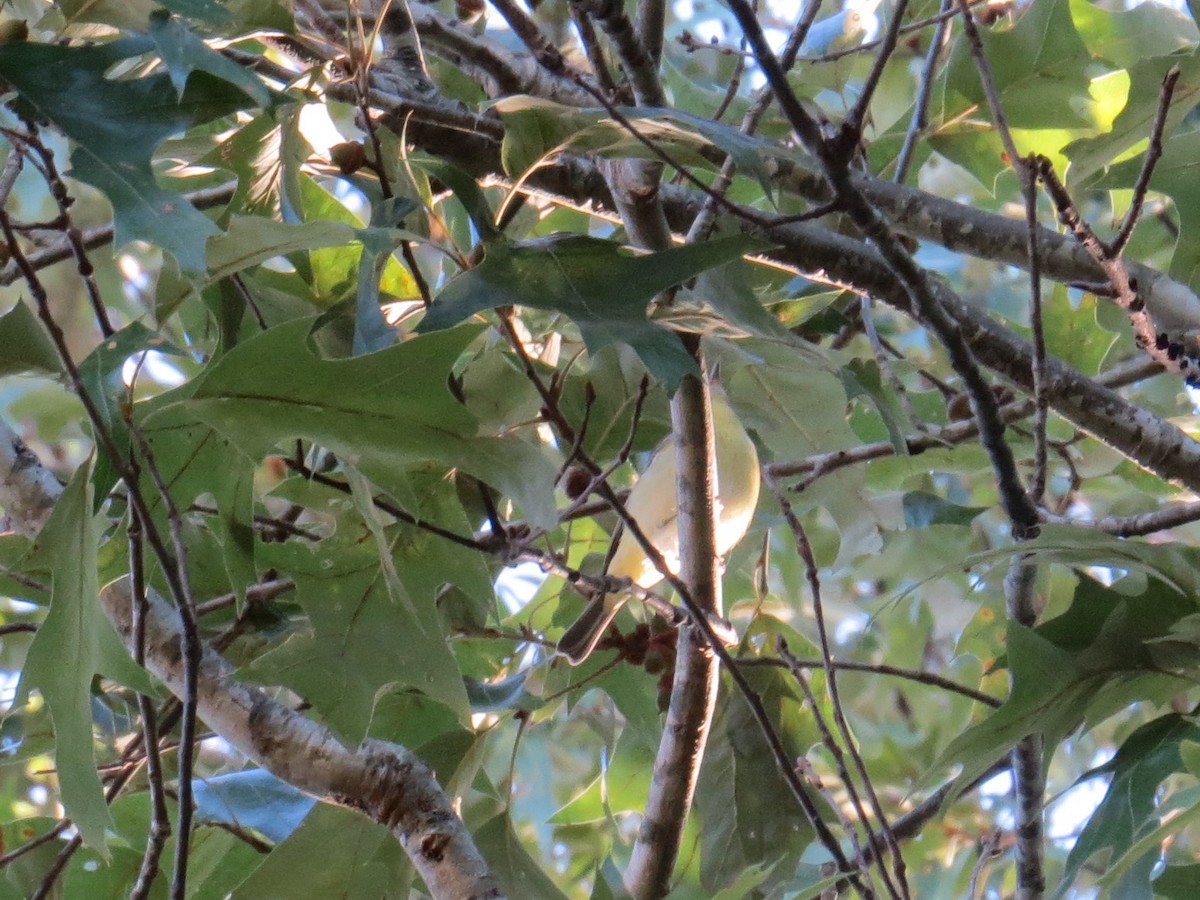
723,339,881,568
1057,714,1200,899
1092,130,1200,292
207,216,358,283
476,812,570,899
943,0,1092,129
1069,0,1199,69
16,461,113,852
351,200,420,355
842,358,910,452
935,571,1198,805
695,669,819,892
966,525,1200,601
932,624,1091,800
413,158,500,241
196,114,282,220
902,490,987,528
1065,54,1200,191
464,671,543,713
171,317,557,528
230,803,408,899
148,11,271,106
0,299,62,376
1155,863,1200,899
238,525,476,741
132,389,258,597
1041,284,1119,376
419,233,768,388
58,0,155,29
0,40,250,273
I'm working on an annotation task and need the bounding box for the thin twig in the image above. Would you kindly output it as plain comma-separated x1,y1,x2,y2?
842,0,912,148
951,0,1048,507
736,656,1000,708
1038,159,1196,382
7,123,114,337
894,0,953,184
1110,66,1180,256
129,507,171,900
769,480,908,898
777,639,889,898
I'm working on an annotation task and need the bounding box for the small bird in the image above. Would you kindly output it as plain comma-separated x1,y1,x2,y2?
557,383,761,665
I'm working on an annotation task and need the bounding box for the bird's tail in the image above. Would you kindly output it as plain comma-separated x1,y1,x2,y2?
556,594,622,665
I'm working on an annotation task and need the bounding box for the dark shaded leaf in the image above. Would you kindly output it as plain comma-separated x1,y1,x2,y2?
174,317,557,527
1057,714,1200,899
149,11,271,105
0,299,62,376
420,233,767,388
0,40,250,272
15,463,111,851
902,490,986,528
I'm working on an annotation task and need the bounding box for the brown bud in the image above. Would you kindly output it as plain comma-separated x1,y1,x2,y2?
0,20,28,44
455,0,485,22
329,141,367,175
562,465,591,500
947,392,972,422
947,384,1015,421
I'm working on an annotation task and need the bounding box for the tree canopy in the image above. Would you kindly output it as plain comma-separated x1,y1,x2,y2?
1,0,1200,897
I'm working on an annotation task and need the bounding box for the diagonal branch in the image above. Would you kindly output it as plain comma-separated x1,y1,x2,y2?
98,577,505,900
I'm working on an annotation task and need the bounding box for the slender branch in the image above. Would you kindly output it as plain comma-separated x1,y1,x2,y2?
624,366,720,900
97,577,505,899
893,0,952,184
1037,159,1195,381
576,0,666,106
952,0,1049,510
1046,500,1200,537
1110,66,1180,256
842,0,912,146
736,656,1000,709
129,508,171,900
8,123,115,337
952,10,1050,887
769,482,908,898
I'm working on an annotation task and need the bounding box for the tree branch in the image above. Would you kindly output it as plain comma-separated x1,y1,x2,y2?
623,368,721,900
0,415,502,900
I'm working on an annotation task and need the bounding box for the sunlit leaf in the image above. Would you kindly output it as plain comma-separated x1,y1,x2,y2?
942,0,1092,129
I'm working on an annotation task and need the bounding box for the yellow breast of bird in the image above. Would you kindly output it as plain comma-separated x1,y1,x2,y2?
605,410,761,590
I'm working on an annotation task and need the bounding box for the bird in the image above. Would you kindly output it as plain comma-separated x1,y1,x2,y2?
557,383,761,665
799,1,881,57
